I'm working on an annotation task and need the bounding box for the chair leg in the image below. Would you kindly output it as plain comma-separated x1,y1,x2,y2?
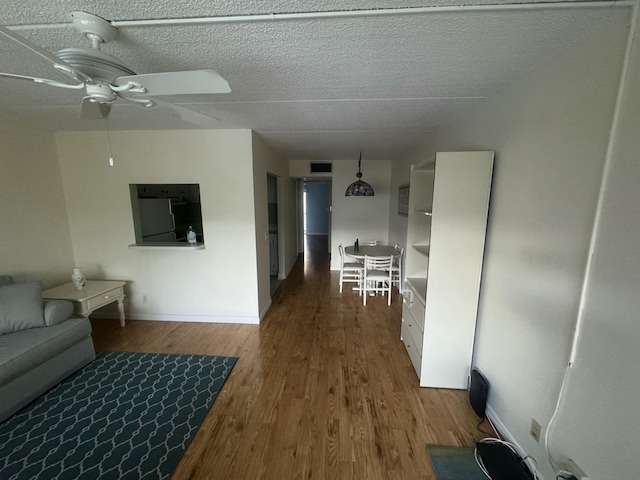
363,280,367,305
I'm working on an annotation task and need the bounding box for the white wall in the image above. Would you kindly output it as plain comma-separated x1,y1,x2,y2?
387,154,412,272
55,129,262,323
289,160,332,180
251,132,298,316
391,11,633,479
280,175,298,276
0,120,75,287
552,9,640,480
331,159,392,269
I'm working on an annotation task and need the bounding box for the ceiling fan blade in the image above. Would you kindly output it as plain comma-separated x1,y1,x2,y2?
80,96,111,120
160,101,220,128
0,71,85,89
120,95,220,128
0,25,90,83
115,69,231,96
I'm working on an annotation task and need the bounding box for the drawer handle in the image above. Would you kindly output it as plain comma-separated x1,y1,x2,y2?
104,295,111,299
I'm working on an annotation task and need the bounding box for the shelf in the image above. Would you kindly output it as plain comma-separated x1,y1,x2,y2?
128,242,205,251
412,245,430,257
402,151,495,389
405,277,427,304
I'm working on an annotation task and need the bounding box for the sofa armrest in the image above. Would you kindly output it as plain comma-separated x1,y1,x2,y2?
44,300,74,326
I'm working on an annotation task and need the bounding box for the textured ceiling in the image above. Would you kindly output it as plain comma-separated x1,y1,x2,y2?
0,1,630,160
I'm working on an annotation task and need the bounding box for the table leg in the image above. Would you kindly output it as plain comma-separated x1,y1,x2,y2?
117,297,126,327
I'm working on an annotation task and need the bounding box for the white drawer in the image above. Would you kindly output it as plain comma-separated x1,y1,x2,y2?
403,293,425,332
403,302,425,336
401,322,422,379
87,287,123,311
402,314,423,357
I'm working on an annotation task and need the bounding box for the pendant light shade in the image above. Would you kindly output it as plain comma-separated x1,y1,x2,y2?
345,153,374,196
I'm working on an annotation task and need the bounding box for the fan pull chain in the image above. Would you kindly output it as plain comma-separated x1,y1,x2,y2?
105,117,115,166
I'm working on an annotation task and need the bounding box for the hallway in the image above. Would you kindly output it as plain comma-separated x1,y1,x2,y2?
91,235,487,479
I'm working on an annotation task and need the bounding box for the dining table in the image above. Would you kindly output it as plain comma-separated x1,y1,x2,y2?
344,244,399,260
344,244,400,301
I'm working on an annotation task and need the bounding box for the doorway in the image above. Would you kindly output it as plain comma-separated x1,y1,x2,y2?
303,181,332,255
267,174,281,297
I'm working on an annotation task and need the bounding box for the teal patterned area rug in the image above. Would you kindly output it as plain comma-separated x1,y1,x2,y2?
0,351,237,479
427,445,487,480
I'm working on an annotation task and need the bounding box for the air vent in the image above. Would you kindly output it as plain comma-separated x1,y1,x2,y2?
310,162,332,173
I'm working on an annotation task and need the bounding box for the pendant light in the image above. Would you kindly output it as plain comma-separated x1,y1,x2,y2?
345,153,374,196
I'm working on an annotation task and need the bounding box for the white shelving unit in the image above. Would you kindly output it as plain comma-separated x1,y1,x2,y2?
401,151,494,389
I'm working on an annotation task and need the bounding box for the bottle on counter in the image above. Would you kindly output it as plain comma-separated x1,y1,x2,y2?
186,226,197,245
354,238,359,252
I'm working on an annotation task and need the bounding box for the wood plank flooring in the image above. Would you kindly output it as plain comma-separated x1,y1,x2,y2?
90,235,490,479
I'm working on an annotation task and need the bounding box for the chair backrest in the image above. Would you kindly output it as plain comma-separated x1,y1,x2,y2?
359,240,379,246
394,243,405,258
338,243,345,265
364,255,394,271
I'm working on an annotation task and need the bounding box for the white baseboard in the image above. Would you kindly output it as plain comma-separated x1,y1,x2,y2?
90,312,260,324
486,404,517,442
278,259,294,280
259,299,272,320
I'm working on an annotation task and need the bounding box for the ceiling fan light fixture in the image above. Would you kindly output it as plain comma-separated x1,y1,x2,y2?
85,82,117,103
345,153,374,197
0,10,231,128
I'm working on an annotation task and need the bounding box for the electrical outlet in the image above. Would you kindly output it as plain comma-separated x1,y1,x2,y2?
143,295,148,303
565,458,589,480
530,418,542,443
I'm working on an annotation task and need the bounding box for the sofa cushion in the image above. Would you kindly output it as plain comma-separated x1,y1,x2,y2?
0,282,45,335
0,275,15,287
0,316,92,387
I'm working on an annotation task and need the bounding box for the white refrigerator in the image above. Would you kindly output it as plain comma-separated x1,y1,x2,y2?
138,198,177,242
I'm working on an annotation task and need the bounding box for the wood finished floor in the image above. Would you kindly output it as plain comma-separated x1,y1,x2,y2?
91,235,489,479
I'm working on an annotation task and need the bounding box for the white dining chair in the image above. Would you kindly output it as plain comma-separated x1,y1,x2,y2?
391,243,405,291
338,244,363,294
362,255,394,306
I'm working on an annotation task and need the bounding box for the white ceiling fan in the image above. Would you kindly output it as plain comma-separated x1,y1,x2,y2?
0,11,231,125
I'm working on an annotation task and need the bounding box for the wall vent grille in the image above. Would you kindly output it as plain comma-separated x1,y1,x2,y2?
310,162,332,173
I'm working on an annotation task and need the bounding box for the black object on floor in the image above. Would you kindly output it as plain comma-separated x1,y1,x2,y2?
475,442,535,480
469,368,489,418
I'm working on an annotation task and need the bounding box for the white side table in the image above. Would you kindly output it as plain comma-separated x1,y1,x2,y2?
42,280,126,327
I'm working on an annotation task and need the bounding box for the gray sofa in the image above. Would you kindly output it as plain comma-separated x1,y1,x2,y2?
0,275,95,423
